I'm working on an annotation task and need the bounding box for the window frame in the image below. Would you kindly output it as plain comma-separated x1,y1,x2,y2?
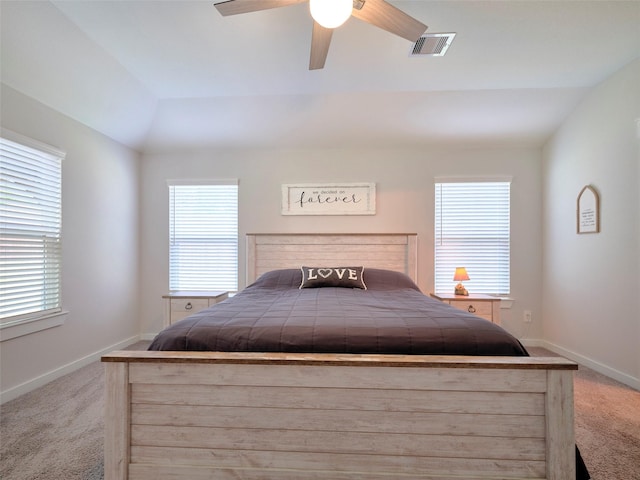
168,179,239,292
0,130,67,340
434,177,511,296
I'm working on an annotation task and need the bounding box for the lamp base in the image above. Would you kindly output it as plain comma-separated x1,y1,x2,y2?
454,284,468,296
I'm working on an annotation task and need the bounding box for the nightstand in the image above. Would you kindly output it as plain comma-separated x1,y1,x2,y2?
162,291,229,327
430,293,501,325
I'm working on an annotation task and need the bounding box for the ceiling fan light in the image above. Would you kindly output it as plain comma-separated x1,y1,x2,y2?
310,0,352,29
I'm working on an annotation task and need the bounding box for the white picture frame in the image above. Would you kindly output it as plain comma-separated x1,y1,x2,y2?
281,183,376,215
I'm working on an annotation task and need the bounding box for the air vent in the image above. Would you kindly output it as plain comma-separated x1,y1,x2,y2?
410,33,456,57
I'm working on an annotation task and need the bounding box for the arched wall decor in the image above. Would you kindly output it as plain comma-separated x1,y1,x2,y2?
577,185,600,234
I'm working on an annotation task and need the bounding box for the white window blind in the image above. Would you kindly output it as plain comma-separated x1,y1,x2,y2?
434,180,510,295
1,135,63,322
169,180,238,291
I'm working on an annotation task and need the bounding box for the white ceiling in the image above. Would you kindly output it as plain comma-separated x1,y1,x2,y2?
1,1,639,152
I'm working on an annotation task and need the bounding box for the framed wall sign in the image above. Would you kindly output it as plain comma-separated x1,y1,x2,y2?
281,183,376,215
577,185,600,234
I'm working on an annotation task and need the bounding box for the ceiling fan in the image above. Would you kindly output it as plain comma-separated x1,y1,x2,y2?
214,0,427,70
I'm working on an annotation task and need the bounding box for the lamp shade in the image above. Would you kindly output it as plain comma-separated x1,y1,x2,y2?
453,267,470,282
309,0,352,29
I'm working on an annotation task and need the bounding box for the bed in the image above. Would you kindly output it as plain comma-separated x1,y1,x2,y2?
103,233,579,480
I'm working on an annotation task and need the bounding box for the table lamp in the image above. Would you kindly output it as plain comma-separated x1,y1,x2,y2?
453,267,469,296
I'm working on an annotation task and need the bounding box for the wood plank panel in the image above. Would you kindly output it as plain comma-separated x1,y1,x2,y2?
132,383,546,415
104,352,576,480
407,233,418,281
104,363,130,480
255,245,408,273
255,259,408,268
546,370,576,479
129,464,544,480
129,363,548,393
254,252,408,265
131,447,547,478
252,234,412,245
131,404,545,438
255,256,408,267
255,259,408,270
131,425,546,461
255,243,409,255
246,233,418,283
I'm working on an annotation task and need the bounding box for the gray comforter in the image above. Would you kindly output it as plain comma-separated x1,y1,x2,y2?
149,268,528,356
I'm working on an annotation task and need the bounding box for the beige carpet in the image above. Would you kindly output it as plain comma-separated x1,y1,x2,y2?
1,358,105,479
0,341,149,480
570,359,640,479
528,347,640,480
1,343,638,479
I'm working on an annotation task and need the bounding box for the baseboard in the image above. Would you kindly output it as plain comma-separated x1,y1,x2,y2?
0,334,141,405
524,338,640,390
140,333,158,341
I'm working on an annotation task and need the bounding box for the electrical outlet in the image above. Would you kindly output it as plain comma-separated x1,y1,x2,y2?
523,310,532,323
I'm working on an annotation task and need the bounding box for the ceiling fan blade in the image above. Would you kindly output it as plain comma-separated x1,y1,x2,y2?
352,0,427,42
214,0,306,16
309,21,333,70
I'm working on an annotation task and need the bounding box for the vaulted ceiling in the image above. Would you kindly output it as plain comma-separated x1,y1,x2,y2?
1,1,639,152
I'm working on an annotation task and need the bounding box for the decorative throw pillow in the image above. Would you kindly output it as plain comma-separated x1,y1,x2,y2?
299,266,367,290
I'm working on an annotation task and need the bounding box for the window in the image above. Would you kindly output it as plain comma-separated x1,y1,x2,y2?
1,133,64,324
169,180,238,291
434,179,510,295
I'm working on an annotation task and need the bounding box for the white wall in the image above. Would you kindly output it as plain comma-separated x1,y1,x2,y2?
140,145,543,341
0,84,141,401
542,59,640,388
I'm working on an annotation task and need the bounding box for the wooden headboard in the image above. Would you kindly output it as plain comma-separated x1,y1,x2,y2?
246,233,418,284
